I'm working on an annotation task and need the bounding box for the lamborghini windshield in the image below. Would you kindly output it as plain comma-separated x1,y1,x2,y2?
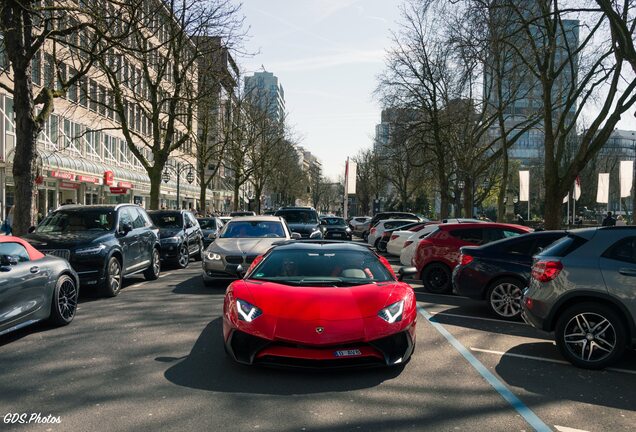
249,249,394,286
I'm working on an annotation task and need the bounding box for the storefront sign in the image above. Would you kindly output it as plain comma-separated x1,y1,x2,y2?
118,181,134,189
51,170,75,181
103,171,114,186
109,187,128,194
78,175,100,184
59,181,80,190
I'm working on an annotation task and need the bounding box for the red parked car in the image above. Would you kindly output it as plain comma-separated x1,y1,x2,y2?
414,223,532,294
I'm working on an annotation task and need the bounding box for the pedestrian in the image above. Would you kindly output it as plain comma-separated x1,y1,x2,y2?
602,211,616,227
616,215,627,226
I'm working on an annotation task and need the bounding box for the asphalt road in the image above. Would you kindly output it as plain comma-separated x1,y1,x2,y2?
0,254,634,432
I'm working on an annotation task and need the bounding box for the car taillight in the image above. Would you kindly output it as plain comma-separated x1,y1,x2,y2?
460,254,473,266
391,234,399,240
370,227,377,234
404,240,413,247
531,260,563,282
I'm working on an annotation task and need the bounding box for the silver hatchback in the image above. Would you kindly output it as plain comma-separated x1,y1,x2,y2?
522,227,636,369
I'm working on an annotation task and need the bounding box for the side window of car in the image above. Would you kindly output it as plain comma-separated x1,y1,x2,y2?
118,208,133,229
0,242,30,262
451,229,483,244
503,230,522,238
131,208,146,229
505,238,534,255
603,237,636,264
532,235,564,255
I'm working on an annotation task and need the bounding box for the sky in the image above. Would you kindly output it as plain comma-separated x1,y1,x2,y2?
238,0,402,181
236,1,636,181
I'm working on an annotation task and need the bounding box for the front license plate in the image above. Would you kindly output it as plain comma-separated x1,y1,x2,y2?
332,234,342,238
334,349,362,357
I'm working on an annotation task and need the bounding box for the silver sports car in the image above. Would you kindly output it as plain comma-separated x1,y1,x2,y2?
201,216,299,285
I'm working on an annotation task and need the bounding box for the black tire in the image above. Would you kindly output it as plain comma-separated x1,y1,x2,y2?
101,256,122,297
48,274,78,326
176,245,189,269
421,263,452,294
377,240,387,253
486,278,524,320
373,238,381,250
363,231,369,242
194,240,204,261
143,247,161,281
555,302,627,370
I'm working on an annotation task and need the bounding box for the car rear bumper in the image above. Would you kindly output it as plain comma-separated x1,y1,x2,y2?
452,266,484,299
225,328,415,368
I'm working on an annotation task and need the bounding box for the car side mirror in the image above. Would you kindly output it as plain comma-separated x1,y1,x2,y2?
291,232,302,240
235,264,245,278
28,226,36,233
120,222,133,235
209,232,217,240
0,255,18,266
397,266,418,281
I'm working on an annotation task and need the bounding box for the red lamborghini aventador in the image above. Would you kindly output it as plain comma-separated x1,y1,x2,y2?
223,241,418,368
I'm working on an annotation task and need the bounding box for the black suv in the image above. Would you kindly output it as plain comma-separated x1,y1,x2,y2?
148,210,204,269
274,206,322,239
25,204,161,297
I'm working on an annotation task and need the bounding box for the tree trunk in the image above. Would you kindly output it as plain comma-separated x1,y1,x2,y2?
463,178,473,218
232,178,240,211
498,146,509,222
254,187,262,214
148,166,163,210
11,67,38,236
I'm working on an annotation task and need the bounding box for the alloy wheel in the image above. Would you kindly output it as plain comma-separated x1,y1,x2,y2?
178,246,189,267
489,282,522,318
563,312,617,363
109,259,121,293
57,278,78,320
152,249,160,275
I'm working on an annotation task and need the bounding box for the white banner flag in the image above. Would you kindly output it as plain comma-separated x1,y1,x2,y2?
562,193,569,204
347,161,357,195
597,173,610,204
620,160,633,198
519,170,530,202
574,176,581,201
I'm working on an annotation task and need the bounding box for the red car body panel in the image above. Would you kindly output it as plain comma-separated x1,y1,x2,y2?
0,236,45,260
414,223,531,276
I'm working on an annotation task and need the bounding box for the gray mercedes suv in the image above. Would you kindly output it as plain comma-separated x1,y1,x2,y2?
522,227,636,369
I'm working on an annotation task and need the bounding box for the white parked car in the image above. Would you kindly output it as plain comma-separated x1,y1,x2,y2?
367,218,419,249
386,224,430,256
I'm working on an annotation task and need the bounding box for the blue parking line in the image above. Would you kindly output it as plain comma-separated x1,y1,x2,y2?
418,306,551,432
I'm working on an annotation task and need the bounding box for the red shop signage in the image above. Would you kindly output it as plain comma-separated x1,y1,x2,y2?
59,181,79,190
78,175,100,184
51,170,75,181
103,171,114,186
118,181,134,189
109,187,128,194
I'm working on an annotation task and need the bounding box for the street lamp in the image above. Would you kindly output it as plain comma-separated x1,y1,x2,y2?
162,161,195,209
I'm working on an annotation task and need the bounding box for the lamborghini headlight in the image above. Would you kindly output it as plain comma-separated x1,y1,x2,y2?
236,299,262,322
378,300,404,323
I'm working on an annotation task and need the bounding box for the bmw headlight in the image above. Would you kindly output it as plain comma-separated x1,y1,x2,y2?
207,233,216,239
378,300,404,323
236,299,262,322
309,230,322,239
345,227,352,233
205,251,222,260
161,237,180,244
75,245,106,255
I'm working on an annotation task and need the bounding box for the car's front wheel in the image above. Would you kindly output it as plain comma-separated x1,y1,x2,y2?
555,303,627,369
487,278,524,320
421,263,452,294
143,248,161,281
176,245,189,269
48,274,78,326
101,257,122,297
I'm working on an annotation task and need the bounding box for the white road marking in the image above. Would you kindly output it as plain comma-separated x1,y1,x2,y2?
470,347,636,375
430,311,529,326
554,425,591,432
158,272,175,279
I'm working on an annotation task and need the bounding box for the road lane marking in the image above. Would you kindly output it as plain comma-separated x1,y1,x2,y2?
430,312,529,326
470,347,636,375
555,425,591,432
159,272,176,279
418,306,551,432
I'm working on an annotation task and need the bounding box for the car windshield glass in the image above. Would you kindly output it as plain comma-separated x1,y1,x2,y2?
197,219,216,229
36,209,115,233
322,217,346,226
150,213,183,228
276,210,318,224
220,221,285,238
249,249,394,285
